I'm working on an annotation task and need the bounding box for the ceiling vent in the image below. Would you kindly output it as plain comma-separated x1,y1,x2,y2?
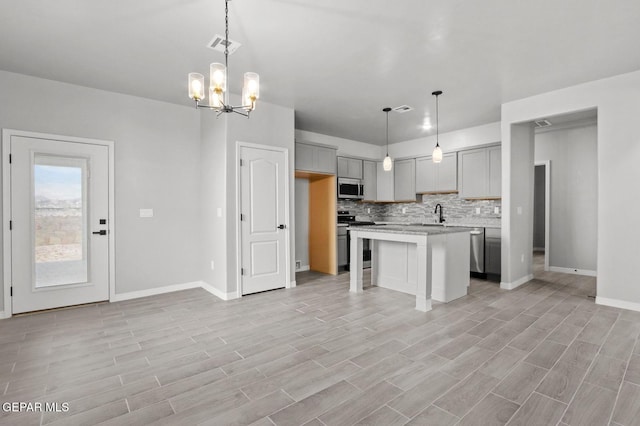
393,105,413,113
207,35,241,55
534,119,552,128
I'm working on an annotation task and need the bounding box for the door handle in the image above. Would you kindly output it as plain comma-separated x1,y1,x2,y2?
92,230,107,235
277,224,286,230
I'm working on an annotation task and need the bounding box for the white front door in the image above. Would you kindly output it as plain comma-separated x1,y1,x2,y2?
240,145,288,295
9,135,110,313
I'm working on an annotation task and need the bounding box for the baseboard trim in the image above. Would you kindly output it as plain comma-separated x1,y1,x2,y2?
288,280,297,288
200,282,239,301
110,281,203,302
296,265,310,272
0,310,9,319
596,297,640,313
501,274,534,290
549,266,597,277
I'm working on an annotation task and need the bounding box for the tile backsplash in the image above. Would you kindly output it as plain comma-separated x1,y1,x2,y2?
338,193,501,224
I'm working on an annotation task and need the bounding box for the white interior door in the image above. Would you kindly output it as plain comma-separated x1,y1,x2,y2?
10,136,110,313
240,146,287,295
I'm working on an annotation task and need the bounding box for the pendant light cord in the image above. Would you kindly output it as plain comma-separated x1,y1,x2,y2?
386,110,389,156
224,0,229,106
435,93,440,148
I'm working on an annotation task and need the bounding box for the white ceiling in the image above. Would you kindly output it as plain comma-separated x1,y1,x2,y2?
1,0,639,145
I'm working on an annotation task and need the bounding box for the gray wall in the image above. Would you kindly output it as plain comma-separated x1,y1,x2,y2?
200,114,228,292
0,70,202,312
535,123,597,272
295,178,309,269
533,165,546,250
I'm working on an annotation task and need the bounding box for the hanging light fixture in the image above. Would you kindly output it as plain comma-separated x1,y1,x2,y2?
432,90,443,163
382,107,393,171
188,0,259,117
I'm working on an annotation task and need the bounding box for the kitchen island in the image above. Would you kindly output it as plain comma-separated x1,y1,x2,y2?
349,225,470,312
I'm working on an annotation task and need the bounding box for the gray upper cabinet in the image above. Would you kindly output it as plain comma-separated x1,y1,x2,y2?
376,162,394,202
458,145,501,199
337,156,363,179
415,152,457,193
393,159,416,201
362,160,377,201
295,143,337,174
488,145,501,197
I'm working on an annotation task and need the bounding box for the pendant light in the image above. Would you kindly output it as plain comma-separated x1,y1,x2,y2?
188,0,260,117
382,107,393,171
432,90,443,163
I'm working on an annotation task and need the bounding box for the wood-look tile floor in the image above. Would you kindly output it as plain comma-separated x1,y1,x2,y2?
2,254,640,425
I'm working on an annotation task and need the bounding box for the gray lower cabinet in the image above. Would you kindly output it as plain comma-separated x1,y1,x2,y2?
337,156,363,179
485,227,501,278
393,159,416,201
415,153,457,193
458,145,501,198
337,230,348,267
295,143,337,174
362,160,377,201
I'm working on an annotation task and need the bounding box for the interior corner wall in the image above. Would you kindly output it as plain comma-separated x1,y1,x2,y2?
501,123,535,286
226,97,295,294
0,70,202,307
295,178,310,269
502,69,640,309
200,113,228,292
535,124,598,272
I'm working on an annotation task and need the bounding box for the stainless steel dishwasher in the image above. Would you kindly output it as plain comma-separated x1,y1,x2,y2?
470,228,485,274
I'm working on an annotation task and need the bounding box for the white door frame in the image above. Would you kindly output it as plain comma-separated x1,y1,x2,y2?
534,160,551,271
2,129,116,318
235,141,291,297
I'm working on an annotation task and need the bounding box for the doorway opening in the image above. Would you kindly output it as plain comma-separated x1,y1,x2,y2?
532,109,598,279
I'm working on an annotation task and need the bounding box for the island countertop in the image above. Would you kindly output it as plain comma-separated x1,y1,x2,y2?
348,224,471,236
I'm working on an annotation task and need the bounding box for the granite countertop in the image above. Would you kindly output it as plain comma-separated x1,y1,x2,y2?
372,220,501,229
348,224,471,236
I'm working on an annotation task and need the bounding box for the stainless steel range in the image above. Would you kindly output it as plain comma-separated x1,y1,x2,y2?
337,211,375,270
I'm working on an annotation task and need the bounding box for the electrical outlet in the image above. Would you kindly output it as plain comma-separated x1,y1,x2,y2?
210,260,215,270
139,208,153,218
402,207,407,214
494,207,500,214
367,208,371,214
296,260,301,269
217,207,222,217
475,207,481,215
521,254,525,263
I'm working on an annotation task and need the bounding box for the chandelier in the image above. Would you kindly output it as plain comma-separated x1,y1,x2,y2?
188,0,260,117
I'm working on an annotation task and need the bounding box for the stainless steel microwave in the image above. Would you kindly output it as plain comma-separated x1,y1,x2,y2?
338,178,363,199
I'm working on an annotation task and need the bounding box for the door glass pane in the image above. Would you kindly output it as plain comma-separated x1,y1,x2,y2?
34,155,88,287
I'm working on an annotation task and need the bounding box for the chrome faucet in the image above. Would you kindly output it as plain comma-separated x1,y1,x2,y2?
434,204,445,223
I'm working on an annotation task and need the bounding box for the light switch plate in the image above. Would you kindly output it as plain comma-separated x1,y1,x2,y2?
217,207,222,217
402,207,407,214
139,208,153,218
517,206,522,215
494,207,500,214
475,208,481,214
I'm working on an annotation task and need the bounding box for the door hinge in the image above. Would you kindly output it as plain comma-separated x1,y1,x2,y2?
10,287,12,297
9,220,12,230
9,154,12,164
240,214,245,221
241,268,245,276
240,159,244,166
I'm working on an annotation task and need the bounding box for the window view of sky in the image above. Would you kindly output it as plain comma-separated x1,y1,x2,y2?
34,165,82,201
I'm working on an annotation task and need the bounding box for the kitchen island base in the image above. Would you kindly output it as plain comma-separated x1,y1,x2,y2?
349,226,470,312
